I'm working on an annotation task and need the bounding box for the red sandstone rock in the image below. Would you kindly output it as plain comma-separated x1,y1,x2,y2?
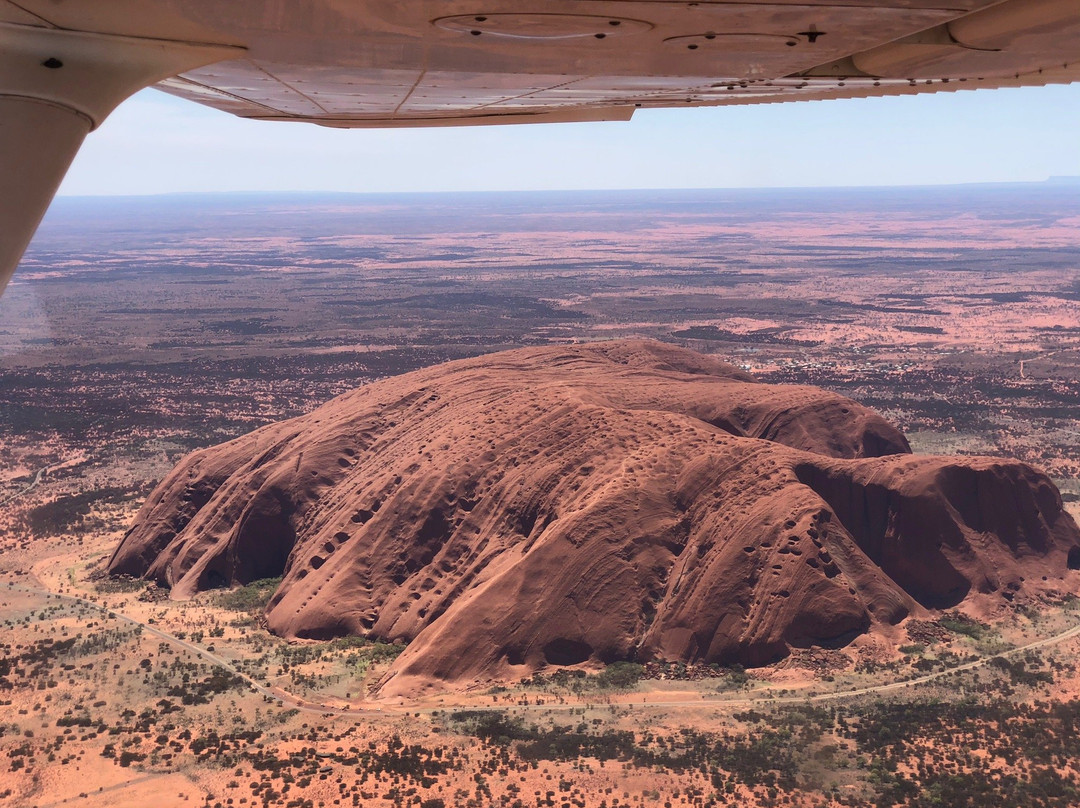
108,341,1080,693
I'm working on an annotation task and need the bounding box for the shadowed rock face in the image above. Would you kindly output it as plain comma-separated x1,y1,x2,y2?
108,340,1080,693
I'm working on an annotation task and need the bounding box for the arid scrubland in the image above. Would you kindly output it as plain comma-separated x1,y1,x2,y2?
2,185,1080,806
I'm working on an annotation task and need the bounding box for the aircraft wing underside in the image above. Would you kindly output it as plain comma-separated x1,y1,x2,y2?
4,0,1080,128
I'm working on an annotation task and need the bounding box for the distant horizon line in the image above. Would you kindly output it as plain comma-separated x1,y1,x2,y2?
52,176,1080,201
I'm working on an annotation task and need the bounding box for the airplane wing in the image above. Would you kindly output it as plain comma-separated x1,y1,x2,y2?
10,0,1079,127
1,0,1079,289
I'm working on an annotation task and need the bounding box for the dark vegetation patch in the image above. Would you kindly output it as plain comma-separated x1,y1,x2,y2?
938,613,990,641
447,708,801,790
988,653,1055,687
523,661,645,692
438,648,1076,806
896,325,945,335
164,668,248,706
94,574,147,594
670,325,819,346
24,487,134,536
208,318,284,335
214,577,282,611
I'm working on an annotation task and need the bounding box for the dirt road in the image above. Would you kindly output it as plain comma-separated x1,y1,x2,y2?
13,581,1080,717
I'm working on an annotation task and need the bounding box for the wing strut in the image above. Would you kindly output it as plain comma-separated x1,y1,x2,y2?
0,23,241,294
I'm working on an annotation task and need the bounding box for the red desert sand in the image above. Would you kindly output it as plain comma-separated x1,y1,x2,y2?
109,340,1080,695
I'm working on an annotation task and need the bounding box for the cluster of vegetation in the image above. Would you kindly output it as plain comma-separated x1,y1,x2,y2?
840,696,1080,807
214,577,282,611
713,664,752,691
595,662,646,689
179,731,470,805
94,574,148,594
23,486,134,536
4,547,1079,808
907,649,966,674
988,654,1055,688
332,636,404,675
448,708,799,791
938,613,990,641
523,662,646,692
258,634,405,685
164,667,248,706
0,636,78,688
439,647,1077,806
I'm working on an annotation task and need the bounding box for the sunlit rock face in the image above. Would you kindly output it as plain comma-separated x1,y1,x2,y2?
109,340,1080,693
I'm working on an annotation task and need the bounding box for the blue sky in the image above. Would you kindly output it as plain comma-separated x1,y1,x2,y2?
58,82,1080,195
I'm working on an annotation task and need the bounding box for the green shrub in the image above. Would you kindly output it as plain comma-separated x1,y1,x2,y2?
939,615,987,641
214,577,282,611
595,661,645,690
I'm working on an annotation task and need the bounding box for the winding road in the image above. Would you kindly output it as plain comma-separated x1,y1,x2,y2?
10,584,346,716
0,464,55,507
10,582,1080,717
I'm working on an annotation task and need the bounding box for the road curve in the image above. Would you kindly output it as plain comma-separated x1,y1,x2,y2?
0,464,54,507
10,583,1080,717
11,584,370,717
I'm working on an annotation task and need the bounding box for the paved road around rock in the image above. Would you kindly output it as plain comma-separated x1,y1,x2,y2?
11,583,1080,717
0,464,55,507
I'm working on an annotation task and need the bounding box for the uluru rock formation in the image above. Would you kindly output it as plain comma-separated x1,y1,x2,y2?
109,340,1080,694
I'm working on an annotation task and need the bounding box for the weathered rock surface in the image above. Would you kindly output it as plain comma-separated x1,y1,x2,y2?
108,341,1080,693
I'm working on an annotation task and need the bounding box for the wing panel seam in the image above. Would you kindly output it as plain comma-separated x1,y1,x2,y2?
250,61,329,115
162,74,289,117
470,77,589,111
393,69,428,117
4,1,56,27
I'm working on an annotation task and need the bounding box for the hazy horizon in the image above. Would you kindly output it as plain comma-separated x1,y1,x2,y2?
48,174,1080,202
56,84,1080,197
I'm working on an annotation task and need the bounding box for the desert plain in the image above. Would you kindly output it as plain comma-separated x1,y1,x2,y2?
2,184,1080,807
